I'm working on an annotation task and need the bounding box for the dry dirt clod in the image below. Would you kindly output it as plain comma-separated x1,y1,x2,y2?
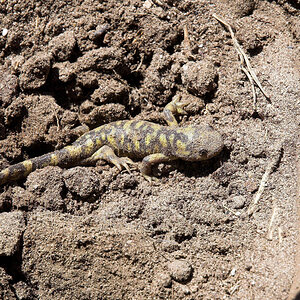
49,31,77,62
90,78,128,104
181,60,218,97
168,259,193,283
19,53,52,91
0,211,25,256
25,166,65,211
79,102,128,127
0,70,18,107
63,166,103,198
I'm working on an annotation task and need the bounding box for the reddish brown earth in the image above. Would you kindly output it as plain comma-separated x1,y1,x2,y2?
0,0,299,299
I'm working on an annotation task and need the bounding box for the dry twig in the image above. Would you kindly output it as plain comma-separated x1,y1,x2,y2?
267,204,278,240
222,203,241,217
183,24,193,58
212,14,270,106
134,53,144,72
247,141,284,216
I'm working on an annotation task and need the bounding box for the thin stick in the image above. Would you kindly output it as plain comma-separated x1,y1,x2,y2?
267,204,278,240
134,53,144,72
222,203,241,217
247,141,283,216
241,66,257,108
183,24,192,58
212,14,270,101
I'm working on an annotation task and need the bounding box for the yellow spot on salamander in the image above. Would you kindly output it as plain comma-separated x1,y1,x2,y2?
134,138,140,151
107,135,117,149
159,134,167,148
145,134,152,146
176,140,190,157
22,160,33,175
120,134,124,146
149,123,160,131
50,154,59,166
176,128,186,134
65,145,82,157
101,132,106,141
135,121,144,129
145,129,158,147
123,121,132,131
95,138,102,146
107,127,117,149
85,139,95,154
94,126,102,132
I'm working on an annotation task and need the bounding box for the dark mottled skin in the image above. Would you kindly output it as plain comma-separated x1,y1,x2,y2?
0,99,223,184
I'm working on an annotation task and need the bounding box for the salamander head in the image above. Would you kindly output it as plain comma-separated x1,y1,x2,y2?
175,125,224,161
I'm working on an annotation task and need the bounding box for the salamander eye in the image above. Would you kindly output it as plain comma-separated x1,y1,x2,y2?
199,149,208,157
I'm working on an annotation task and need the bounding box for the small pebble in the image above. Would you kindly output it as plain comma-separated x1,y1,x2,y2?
230,267,237,276
2,28,8,36
143,0,153,9
168,260,192,283
91,25,110,41
231,195,246,209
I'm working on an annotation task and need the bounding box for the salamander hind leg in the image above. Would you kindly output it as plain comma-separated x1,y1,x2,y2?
140,153,175,182
83,145,136,173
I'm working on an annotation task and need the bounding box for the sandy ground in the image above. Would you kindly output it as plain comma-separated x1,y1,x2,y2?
0,0,299,299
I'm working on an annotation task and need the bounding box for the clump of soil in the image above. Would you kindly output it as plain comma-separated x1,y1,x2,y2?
0,0,299,299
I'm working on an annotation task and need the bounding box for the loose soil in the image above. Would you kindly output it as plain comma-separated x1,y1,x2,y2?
0,0,299,299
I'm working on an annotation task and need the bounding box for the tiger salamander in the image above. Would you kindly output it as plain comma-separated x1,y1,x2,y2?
0,97,223,184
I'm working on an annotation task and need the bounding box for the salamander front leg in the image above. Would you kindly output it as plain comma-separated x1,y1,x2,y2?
84,145,135,173
140,153,175,182
163,95,187,127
